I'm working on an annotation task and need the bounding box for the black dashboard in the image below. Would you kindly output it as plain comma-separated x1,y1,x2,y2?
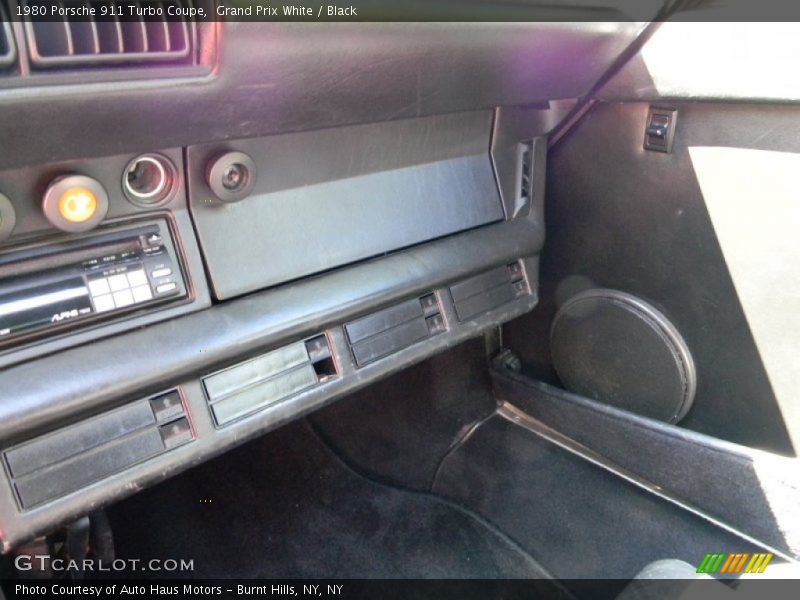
0,18,647,551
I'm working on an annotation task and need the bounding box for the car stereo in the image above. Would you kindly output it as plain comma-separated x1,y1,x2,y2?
0,219,188,349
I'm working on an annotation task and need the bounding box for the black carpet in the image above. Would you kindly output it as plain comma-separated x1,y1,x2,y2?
310,338,497,491
433,415,761,581
106,419,553,580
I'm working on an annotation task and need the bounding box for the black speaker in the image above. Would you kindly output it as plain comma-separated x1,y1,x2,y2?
550,289,696,423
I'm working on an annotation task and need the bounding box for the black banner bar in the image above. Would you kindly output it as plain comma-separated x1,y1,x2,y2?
4,579,800,600
3,0,800,23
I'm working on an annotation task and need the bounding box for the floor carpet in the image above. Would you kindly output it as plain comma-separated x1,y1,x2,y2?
106,419,554,581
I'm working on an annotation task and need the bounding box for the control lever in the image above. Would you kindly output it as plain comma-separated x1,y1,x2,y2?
10,512,115,581
64,516,90,580
88,510,115,563
63,511,115,579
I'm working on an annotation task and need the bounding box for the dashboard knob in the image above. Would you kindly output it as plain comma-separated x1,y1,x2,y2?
42,175,109,233
206,151,257,202
0,193,16,243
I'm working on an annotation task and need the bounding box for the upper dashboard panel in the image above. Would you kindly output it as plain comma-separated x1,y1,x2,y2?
0,21,645,171
188,112,503,299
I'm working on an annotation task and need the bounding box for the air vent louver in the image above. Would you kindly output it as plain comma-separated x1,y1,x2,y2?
0,8,16,69
345,294,446,367
518,140,533,205
21,1,195,68
450,261,530,322
204,335,339,427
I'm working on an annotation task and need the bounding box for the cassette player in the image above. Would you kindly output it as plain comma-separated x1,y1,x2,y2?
0,219,188,349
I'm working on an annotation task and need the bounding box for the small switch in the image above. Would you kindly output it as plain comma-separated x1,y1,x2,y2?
159,417,193,449
151,268,172,279
156,282,178,294
644,107,677,153
426,314,446,335
305,334,331,362
420,294,440,317
150,391,184,422
507,261,524,282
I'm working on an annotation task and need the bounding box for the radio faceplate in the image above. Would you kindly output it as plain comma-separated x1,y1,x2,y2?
0,220,188,350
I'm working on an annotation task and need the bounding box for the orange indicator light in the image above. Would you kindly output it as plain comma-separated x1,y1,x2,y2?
57,188,98,223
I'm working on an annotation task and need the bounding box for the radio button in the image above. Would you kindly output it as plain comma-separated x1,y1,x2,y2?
143,245,166,256
126,270,148,288
151,268,172,279
108,274,129,292
156,282,178,295
112,289,134,308
93,294,115,313
88,278,111,297
132,285,153,303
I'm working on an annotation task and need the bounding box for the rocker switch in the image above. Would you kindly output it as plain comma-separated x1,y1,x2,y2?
644,108,677,153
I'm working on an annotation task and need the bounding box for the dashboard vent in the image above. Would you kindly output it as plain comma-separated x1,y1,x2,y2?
449,261,530,322
518,140,533,206
4,389,193,509
0,8,16,69
345,294,446,367
21,1,195,69
204,335,338,427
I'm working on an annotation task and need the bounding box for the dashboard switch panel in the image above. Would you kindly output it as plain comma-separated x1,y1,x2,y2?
3,390,193,510
450,261,531,322
346,294,445,367
204,334,338,427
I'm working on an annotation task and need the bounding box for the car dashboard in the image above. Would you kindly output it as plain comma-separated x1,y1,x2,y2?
0,17,648,551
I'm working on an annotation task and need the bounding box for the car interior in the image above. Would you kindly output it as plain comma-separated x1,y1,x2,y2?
0,2,799,595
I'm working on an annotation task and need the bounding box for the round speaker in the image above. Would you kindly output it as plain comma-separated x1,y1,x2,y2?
550,289,696,423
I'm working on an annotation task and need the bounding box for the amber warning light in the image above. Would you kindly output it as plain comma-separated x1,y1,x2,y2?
42,175,109,233
58,188,98,224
